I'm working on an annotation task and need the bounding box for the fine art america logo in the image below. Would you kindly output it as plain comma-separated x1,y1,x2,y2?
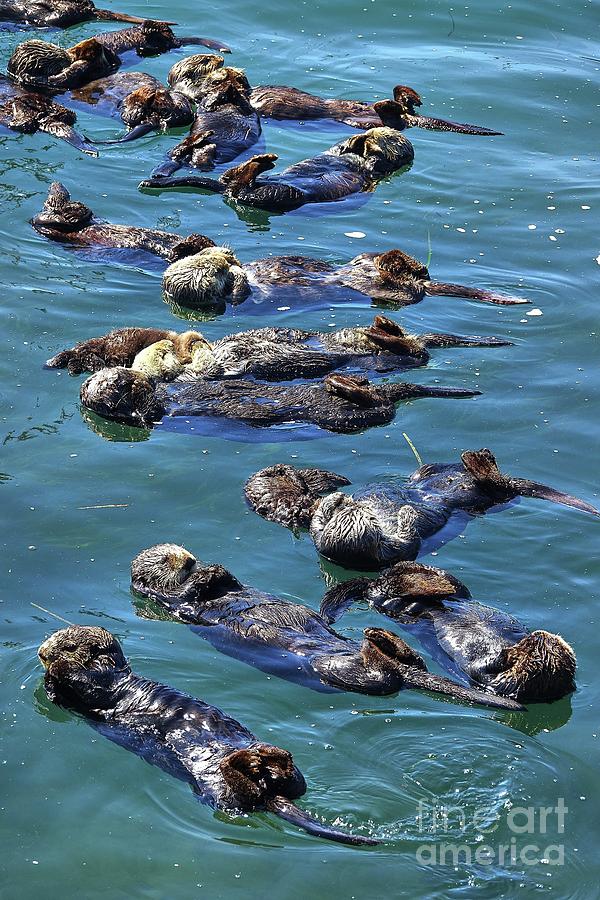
415,798,567,867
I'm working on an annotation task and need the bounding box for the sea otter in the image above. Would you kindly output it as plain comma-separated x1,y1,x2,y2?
69,72,194,141
152,67,261,175
45,318,510,380
0,0,148,28
129,542,523,710
0,76,96,154
38,624,376,846
32,184,528,308
7,35,122,91
7,23,229,92
79,368,480,434
245,450,599,570
32,182,215,262
91,19,230,57
250,84,502,134
162,247,251,310
140,100,415,212
167,56,501,134
320,562,577,703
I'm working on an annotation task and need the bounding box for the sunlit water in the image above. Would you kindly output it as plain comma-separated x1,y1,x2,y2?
1,1,599,897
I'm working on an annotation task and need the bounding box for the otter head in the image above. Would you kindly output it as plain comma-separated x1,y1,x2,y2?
201,67,252,109
80,367,164,427
310,494,420,570
489,631,577,703
392,85,422,116
39,625,128,677
137,20,178,56
167,53,225,99
121,85,193,129
131,543,198,593
7,39,72,87
32,182,93,233
373,249,430,285
162,246,243,309
131,340,184,380
337,125,414,178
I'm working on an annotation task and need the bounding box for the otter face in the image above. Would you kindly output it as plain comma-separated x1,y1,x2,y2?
162,246,242,308
32,182,93,233
131,543,198,592
490,631,577,703
132,340,184,380
80,367,163,426
39,625,128,679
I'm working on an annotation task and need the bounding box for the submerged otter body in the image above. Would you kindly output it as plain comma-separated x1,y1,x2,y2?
69,72,194,139
0,76,96,154
320,562,577,703
79,368,480,435
245,450,599,570
249,84,502,135
32,182,215,263
0,0,146,28
38,625,375,846
140,116,415,212
129,543,522,710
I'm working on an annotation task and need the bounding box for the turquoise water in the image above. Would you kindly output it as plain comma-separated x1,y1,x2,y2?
1,0,599,897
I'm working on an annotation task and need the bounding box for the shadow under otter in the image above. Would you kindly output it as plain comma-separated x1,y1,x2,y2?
140,100,414,212
0,75,96,154
320,561,576,704
38,624,375,846
0,0,149,28
45,317,511,380
31,182,530,310
245,449,599,570
130,542,523,711
79,368,480,435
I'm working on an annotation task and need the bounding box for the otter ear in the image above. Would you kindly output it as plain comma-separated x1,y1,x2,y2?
324,374,378,407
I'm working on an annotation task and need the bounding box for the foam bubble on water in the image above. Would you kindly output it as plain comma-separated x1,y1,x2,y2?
345,231,366,238
526,308,543,316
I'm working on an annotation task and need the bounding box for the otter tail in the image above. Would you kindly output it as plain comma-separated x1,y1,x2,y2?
462,448,600,517
139,174,225,193
181,36,232,53
420,332,513,348
267,796,378,846
424,280,529,306
97,123,157,144
384,382,481,402
94,10,156,23
399,667,525,711
414,115,503,136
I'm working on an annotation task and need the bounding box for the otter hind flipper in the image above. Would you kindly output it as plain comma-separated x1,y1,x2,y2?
220,744,305,809
220,153,278,195
268,796,378,846
462,448,600,517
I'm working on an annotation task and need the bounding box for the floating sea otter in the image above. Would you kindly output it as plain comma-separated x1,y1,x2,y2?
0,0,147,28
0,76,96,153
245,450,599,570
140,100,415,212
32,183,529,309
69,72,194,141
129,542,523,710
152,66,261,174
79,368,480,434
46,317,510,380
7,22,229,92
38,624,376,846
169,57,501,135
320,562,577,703
32,182,215,261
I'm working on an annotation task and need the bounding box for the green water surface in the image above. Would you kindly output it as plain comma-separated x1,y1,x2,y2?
1,1,599,897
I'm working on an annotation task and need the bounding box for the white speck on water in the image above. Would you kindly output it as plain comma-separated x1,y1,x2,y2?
345,231,366,238
582,205,590,210
456,227,466,233
555,228,565,234
527,308,543,316
549,235,557,241
277,306,290,311
528,224,536,230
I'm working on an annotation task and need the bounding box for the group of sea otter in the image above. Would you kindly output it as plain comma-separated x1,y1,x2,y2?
7,0,597,847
